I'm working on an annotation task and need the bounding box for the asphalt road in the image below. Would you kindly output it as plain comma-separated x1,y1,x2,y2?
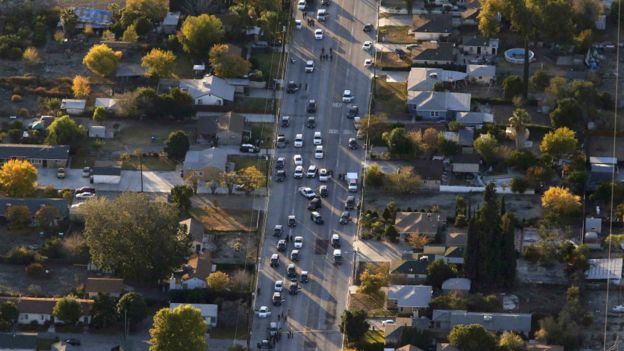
250,0,377,350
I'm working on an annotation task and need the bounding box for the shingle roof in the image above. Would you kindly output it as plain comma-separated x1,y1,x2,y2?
407,68,467,91
179,76,236,102
180,218,205,242
394,212,445,236
92,167,121,176
453,153,481,164
0,198,69,218
432,309,532,333
390,254,435,275
85,277,124,295
407,91,471,112
412,42,455,62
412,160,443,181
466,64,496,78
0,297,93,315
441,278,471,291
387,285,432,308
456,112,494,125
412,14,454,33
0,144,69,160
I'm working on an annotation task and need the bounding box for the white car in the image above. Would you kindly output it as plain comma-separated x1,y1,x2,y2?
293,154,303,166
307,165,317,178
293,236,304,248
294,134,304,148
274,280,284,292
294,166,304,179
342,90,353,103
295,20,302,29
75,192,95,199
298,186,317,199
313,131,322,145
305,60,315,73
613,305,624,313
257,306,271,318
297,0,306,10
364,58,373,67
319,168,330,182
314,29,324,40
315,145,324,159
381,319,395,326
362,41,372,50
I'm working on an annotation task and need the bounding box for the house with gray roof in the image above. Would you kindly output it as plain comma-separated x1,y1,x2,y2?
161,75,236,106
466,64,496,84
0,144,69,168
432,310,532,334
407,91,471,121
460,35,499,56
407,67,467,92
441,278,471,294
410,14,455,41
386,285,433,313
456,111,494,128
390,254,436,283
196,112,248,145
412,42,456,66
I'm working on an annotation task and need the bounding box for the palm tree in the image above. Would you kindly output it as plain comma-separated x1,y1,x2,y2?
60,8,79,38
508,108,531,149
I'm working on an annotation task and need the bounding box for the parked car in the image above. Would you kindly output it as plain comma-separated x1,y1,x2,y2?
281,115,290,127
240,144,260,153
347,105,359,118
318,185,328,197
286,81,299,93
339,211,351,224
274,280,284,292
276,134,289,148
299,187,317,199
75,192,95,199
307,165,318,178
277,240,286,252
293,166,304,179
276,170,286,182
75,187,95,194
257,306,271,318
276,157,285,169
293,236,304,248
288,215,297,227
310,211,323,224
308,197,321,210
319,168,330,182
56,168,65,179
81,167,92,177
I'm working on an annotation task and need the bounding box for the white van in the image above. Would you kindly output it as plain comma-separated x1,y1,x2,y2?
353,116,361,130
297,0,306,10
333,249,342,264
317,9,327,21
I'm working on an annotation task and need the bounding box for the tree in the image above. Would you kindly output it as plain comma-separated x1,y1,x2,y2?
386,167,421,194
45,115,86,151
72,75,91,99
142,49,176,78
91,294,118,328
159,88,194,120
6,205,31,230
448,324,497,351
202,166,225,194
22,47,40,65
427,259,456,289
124,0,169,23
82,44,123,77
258,10,280,41
384,225,399,242
499,331,527,351
150,304,208,351
508,108,531,149
508,150,538,170
365,164,384,187
549,98,583,129
34,205,61,233
542,186,581,217
121,24,139,42
530,69,550,91
178,14,224,58
53,295,82,325
359,113,390,145
339,310,369,343
510,176,529,193
474,133,499,164
209,44,251,78
82,193,190,282
0,159,37,197
0,301,18,326
502,75,523,99
233,166,265,195
171,185,193,215
539,127,578,159
92,106,109,122
117,292,148,325
382,127,413,156
207,271,231,291
60,8,79,37
358,269,387,295
406,234,431,249
164,130,190,162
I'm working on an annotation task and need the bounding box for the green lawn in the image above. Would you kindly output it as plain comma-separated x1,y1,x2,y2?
373,78,407,115
378,26,417,44
251,51,286,81
210,326,250,339
233,97,275,114
247,122,275,148
121,155,177,171
172,53,196,79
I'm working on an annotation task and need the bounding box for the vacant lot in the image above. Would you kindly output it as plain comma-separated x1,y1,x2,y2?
379,26,416,44
372,78,407,115
191,196,261,232
213,233,258,264
233,97,275,114
377,52,411,69
0,262,85,296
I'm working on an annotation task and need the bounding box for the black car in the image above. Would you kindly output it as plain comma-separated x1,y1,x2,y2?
289,281,299,295
363,23,374,32
287,263,297,280
310,211,324,224
308,197,321,210
276,169,286,182
321,0,330,5
286,81,299,93
277,240,286,252
240,144,260,153
306,116,316,128
307,99,317,113
275,157,285,169
347,105,359,119
281,115,290,127
64,339,81,346
273,225,283,237
348,138,358,149
288,215,296,227
345,195,355,210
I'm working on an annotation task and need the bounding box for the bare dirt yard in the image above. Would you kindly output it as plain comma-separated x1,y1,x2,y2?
212,233,258,264
0,262,85,296
191,196,262,232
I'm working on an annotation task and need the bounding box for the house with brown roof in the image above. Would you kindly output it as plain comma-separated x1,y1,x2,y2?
180,218,212,254
85,277,127,298
169,254,213,290
412,160,444,191
394,212,445,238
196,112,248,145
0,297,93,325
410,14,455,41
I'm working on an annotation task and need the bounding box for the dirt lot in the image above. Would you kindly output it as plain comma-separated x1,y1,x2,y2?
0,262,85,296
372,78,408,116
191,198,261,233
212,233,258,264
379,26,417,44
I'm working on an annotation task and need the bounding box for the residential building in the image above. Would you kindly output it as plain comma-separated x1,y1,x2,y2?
437,343,461,351
180,218,212,254
0,198,69,220
72,7,112,29
60,99,86,115
410,14,454,40
0,332,37,351
441,278,471,294
389,254,435,284
395,345,424,351
384,324,406,346
161,12,181,34
446,228,467,247
88,126,110,139
183,149,230,177
412,42,455,66
585,217,602,233
444,128,474,148
407,67,467,92
0,144,69,168
459,35,499,56
432,309,532,334
386,285,433,313
395,212,445,238
91,167,121,184
412,159,444,191
439,246,464,264
451,153,480,173
0,297,93,325
84,277,125,298
196,112,248,145
169,254,213,290
94,98,120,113
161,76,236,106
455,111,494,128
115,64,146,79
170,303,218,328
526,341,564,351
589,156,617,178
466,64,496,84
407,91,471,120
586,258,623,284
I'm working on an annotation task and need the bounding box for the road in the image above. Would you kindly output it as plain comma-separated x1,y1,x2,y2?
250,0,377,350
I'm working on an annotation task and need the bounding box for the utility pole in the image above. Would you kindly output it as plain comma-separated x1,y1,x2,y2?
139,152,144,193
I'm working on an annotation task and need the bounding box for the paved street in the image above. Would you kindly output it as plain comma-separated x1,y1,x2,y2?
250,0,377,350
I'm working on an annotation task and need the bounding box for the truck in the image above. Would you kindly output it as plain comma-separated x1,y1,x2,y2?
346,172,358,192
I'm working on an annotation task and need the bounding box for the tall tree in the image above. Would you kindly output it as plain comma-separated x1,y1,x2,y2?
339,310,370,343
53,296,82,325
449,324,497,351
117,292,148,325
508,108,531,149
209,44,251,78
541,186,582,218
72,75,91,99
164,130,190,162
539,127,578,160
149,305,208,351
124,0,169,23
0,159,37,197
82,44,123,77
178,14,224,58
207,271,231,291
60,8,79,37
45,115,86,151
232,166,265,195
427,259,456,289
473,133,499,164
141,49,176,78
91,294,118,328
171,185,193,215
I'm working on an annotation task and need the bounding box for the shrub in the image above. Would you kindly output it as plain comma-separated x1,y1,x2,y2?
25,263,45,277
7,247,39,265
41,238,63,259
17,108,29,118
10,95,22,103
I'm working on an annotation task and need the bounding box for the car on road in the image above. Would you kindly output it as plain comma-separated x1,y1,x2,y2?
287,263,297,280
274,280,284,292
75,186,95,194
56,167,65,179
331,233,340,247
293,166,304,179
276,134,289,148
240,144,260,153
82,167,92,177
347,105,358,119
289,281,299,295
300,271,309,283
613,305,624,313
363,23,374,32
286,81,299,93
273,225,283,237
277,240,286,252
318,168,329,182
294,134,304,148
348,138,358,149
293,154,303,166
314,29,324,39
310,211,324,224
64,339,81,346
276,157,285,169
381,319,395,326
295,19,302,29
75,192,95,200
297,0,306,10
315,145,324,159
308,197,321,210
288,215,297,227
307,99,317,113
322,0,330,4
270,253,279,267
305,60,315,73
319,185,328,197
272,292,282,306
364,58,373,67
339,211,351,224
342,89,354,103
307,165,318,178
306,116,316,128
345,195,356,210
362,41,372,50
290,249,300,261
257,306,271,318
298,187,317,199
317,8,327,21
276,169,286,182
313,131,322,145
293,236,304,248
281,115,290,127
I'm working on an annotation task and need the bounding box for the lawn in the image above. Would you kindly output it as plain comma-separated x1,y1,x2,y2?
247,122,276,148
36,337,57,350
121,155,177,171
233,97,275,114
372,78,407,115
377,51,411,69
355,330,385,351
349,291,390,317
210,326,250,339
251,51,286,81
191,205,258,232
379,26,417,44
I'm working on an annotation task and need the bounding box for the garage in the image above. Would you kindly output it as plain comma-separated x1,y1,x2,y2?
92,167,121,184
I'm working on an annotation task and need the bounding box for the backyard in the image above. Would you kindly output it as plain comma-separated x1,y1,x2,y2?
250,51,286,81
379,26,416,44
372,78,407,115
246,122,276,148
377,51,411,70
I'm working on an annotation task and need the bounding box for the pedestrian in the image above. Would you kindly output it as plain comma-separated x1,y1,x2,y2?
330,54,333,61
303,11,306,18
284,315,287,322
278,314,281,321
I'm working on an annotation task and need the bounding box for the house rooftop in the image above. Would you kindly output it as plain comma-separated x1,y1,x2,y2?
170,303,217,317
441,277,471,291
180,218,205,242
395,212,445,236
586,258,623,281
412,159,443,181
61,99,86,110
453,153,481,164
390,254,436,275
183,148,227,171
461,35,499,47
387,285,433,308
0,198,69,218
115,63,146,78
412,42,455,62
0,296,93,315
92,167,121,176
456,111,494,125
85,277,124,295
466,64,496,78
412,14,454,33
433,309,532,333
178,75,236,102
407,67,467,92
73,7,112,28
162,12,181,26
407,91,471,112
0,144,69,160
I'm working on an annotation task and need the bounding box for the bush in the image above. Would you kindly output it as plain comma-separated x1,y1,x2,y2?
7,247,39,265
41,238,64,259
502,75,523,99
25,263,45,277
17,108,29,118
10,94,22,103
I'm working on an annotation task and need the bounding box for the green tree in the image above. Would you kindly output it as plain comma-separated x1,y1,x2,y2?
72,75,90,98
141,48,176,78
499,331,527,351
117,292,148,325
339,310,369,343
171,185,193,215
45,115,86,151
92,106,109,122
473,133,499,164
178,14,224,58
209,44,251,78
258,10,280,41
427,259,456,289
448,324,497,351
539,127,578,159
91,294,118,328
121,24,139,42
510,176,529,193
6,205,31,230
549,98,583,129
358,269,387,295
507,150,538,170
150,304,208,351
575,28,594,50
207,271,231,291
508,108,531,149
542,186,581,218
82,193,191,282
365,164,384,187
164,130,190,162
232,166,265,195
60,8,79,37
0,159,37,198
34,205,61,233
384,225,399,242
159,88,194,120
82,44,123,77
502,75,523,99
382,127,413,156
530,69,550,91
53,295,82,325
0,301,18,326
124,0,169,23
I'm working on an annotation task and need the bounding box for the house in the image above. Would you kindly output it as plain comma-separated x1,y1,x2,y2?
437,343,461,351
585,217,602,233
410,14,454,40
0,144,69,168
412,160,443,191
84,277,125,298
455,111,494,128
412,42,455,66
584,231,602,250
440,246,464,264
180,218,212,254
161,12,181,34
88,126,109,138
384,324,406,346
72,7,112,29
452,153,480,173
407,91,471,120
0,198,69,220
161,76,236,106
526,341,564,351
169,254,213,290
432,309,532,334
466,65,496,84
407,67,467,92
170,303,218,328
446,228,467,247
60,99,86,115
390,254,435,284
394,345,424,351
196,112,248,145
91,167,121,184
590,156,617,176
386,285,432,313
0,297,94,325
183,148,230,178
459,35,499,56
395,212,445,238
224,77,251,94
441,278,471,294
115,64,146,79
586,258,623,284
0,332,37,351
444,128,474,148
94,98,120,113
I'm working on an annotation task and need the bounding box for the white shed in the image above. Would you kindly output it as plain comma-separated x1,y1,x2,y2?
61,99,87,115
92,167,121,184
88,126,107,138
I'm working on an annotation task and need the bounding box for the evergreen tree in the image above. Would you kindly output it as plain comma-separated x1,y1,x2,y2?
499,213,517,288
